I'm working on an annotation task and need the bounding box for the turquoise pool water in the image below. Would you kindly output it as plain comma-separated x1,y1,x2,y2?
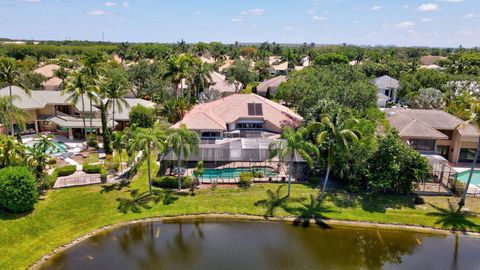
456,170,480,186
199,167,276,180
25,140,68,155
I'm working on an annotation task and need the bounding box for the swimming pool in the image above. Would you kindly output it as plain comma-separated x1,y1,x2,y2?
199,167,276,180
456,170,480,186
25,140,68,155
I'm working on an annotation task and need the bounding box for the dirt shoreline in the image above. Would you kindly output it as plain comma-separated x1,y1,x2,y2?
30,213,480,269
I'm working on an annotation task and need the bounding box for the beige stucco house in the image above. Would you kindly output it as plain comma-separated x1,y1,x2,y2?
386,108,480,165
0,86,155,139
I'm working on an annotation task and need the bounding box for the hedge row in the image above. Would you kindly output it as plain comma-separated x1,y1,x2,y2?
152,176,193,189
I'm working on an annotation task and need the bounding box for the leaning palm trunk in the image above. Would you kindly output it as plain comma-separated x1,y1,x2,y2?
319,165,331,202
112,102,116,130
458,139,480,210
287,154,294,197
177,152,182,190
81,94,88,147
147,149,152,194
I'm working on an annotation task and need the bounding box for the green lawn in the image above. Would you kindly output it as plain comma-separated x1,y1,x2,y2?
1,155,479,269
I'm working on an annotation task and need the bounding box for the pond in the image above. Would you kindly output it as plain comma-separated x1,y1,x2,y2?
40,219,480,270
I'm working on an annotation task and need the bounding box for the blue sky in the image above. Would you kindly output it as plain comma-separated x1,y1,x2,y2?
0,0,479,47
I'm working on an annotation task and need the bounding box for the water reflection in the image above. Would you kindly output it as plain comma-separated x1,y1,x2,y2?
41,220,480,270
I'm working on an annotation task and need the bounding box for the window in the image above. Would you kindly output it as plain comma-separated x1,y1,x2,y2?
409,139,435,151
201,131,221,139
247,103,263,116
236,122,263,130
459,148,480,163
436,145,450,158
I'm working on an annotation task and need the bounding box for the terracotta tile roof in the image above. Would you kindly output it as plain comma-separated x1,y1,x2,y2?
419,55,447,66
386,109,448,139
173,94,302,132
257,76,287,94
34,64,60,78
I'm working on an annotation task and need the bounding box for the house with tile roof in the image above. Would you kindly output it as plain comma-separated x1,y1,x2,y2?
0,86,155,139
386,108,480,164
256,76,287,98
168,93,304,164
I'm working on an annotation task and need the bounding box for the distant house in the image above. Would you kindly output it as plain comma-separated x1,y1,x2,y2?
386,108,480,164
268,56,288,76
0,86,155,139
420,55,447,66
374,75,400,107
208,71,241,96
34,64,62,91
256,76,287,98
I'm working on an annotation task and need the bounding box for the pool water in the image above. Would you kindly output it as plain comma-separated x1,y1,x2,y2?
199,167,276,180
25,140,68,155
456,170,480,186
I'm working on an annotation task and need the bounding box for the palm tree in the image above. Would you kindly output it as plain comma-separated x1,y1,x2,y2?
112,130,126,174
165,124,200,190
25,144,49,190
164,54,198,100
269,127,318,197
116,42,130,64
458,102,480,210
129,128,166,194
0,134,25,168
309,110,360,202
0,57,30,97
62,71,94,144
190,63,212,100
53,66,69,90
103,71,130,128
35,133,56,152
0,96,26,135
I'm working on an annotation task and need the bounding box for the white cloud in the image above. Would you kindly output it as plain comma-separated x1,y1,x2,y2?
308,10,316,14
86,10,106,16
241,8,265,16
464,13,477,19
312,15,327,21
394,21,416,29
418,3,439,11
403,5,409,8
421,17,433,22
371,6,382,11
104,1,116,7
437,0,464,2
231,16,244,22
122,1,129,8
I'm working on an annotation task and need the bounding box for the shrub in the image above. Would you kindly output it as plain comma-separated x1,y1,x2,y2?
153,176,193,189
55,165,77,177
47,158,57,165
105,161,120,172
100,167,107,183
0,167,38,213
239,172,253,188
129,104,157,128
105,154,113,161
87,134,98,148
83,162,102,174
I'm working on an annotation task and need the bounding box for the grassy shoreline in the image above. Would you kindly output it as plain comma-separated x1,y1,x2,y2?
1,157,480,270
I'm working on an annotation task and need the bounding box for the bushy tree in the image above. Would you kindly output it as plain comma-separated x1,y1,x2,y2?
410,88,445,109
314,53,348,66
225,60,256,92
0,166,37,213
399,69,450,98
129,104,157,128
369,130,429,194
276,65,377,112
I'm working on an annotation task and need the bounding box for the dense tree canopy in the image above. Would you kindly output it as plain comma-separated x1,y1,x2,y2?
276,65,377,114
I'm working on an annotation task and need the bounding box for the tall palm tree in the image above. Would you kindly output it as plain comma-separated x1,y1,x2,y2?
165,124,200,190
190,63,212,100
62,71,94,144
269,127,318,197
112,130,126,174
0,96,26,135
164,54,198,100
0,57,30,97
103,70,130,128
458,102,480,210
309,110,360,202
129,128,166,194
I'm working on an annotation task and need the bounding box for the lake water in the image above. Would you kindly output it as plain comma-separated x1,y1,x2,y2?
40,219,480,270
